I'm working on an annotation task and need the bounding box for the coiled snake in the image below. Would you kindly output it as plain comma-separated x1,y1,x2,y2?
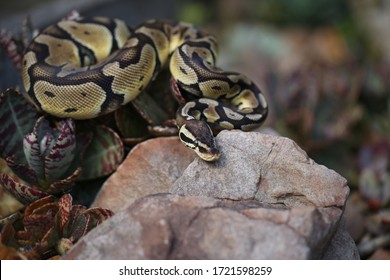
22,17,268,161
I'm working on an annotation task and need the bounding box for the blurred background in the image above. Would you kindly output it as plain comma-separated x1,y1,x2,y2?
0,0,389,259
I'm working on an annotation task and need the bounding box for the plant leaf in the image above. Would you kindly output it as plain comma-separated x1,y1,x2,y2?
84,207,114,223
46,167,81,194
0,89,38,163
0,173,48,204
23,117,47,179
24,195,56,216
57,194,72,233
68,214,90,241
5,156,38,186
115,104,150,141
22,211,55,243
44,119,76,183
77,126,124,180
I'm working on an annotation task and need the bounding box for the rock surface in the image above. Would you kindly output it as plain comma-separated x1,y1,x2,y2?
65,130,357,259
91,136,195,212
171,130,349,208
321,218,360,259
65,194,333,259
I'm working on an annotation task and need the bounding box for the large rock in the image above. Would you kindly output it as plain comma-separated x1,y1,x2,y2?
65,130,357,259
91,136,195,212
64,194,337,259
171,130,348,208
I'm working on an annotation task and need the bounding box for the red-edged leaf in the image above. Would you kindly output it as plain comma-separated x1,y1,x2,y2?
57,194,72,232
68,214,90,241
5,156,38,185
0,173,48,204
77,126,124,180
46,167,81,194
44,119,76,183
22,211,56,242
83,207,113,224
24,195,56,216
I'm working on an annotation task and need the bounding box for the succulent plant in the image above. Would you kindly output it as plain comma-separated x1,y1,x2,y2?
24,117,78,184
0,16,38,71
0,194,113,259
0,89,126,204
0,116,82,204
76,124,124,181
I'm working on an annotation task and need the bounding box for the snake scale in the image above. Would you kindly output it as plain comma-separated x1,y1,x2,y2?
22,17,268,161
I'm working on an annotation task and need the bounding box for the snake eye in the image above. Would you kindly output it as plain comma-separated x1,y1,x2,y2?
179,131,197,148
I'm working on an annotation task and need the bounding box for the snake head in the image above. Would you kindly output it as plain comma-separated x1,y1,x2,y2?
178,119,220,161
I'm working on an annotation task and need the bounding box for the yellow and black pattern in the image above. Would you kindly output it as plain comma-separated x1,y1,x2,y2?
22,16,268,161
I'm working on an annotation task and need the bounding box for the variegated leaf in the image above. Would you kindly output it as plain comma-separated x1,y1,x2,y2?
24,195,56,216
22,212,55,243
0,173,47,204
0,89,38,163
63,205,85,238
46,167,81,194
64,131,93,178
83,207,114,223
0,222,16,246
23,117,48,179
5,156,38,186
68,214,90,241
40,226,59,250
57,194,72,232
0,30,24,71
44,119,76,183
77,126,124,180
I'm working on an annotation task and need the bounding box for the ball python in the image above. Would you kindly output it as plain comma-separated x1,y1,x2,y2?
21,16,268,161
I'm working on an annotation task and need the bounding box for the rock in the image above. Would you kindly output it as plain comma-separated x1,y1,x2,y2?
322,218,360,259
91,136,195,212
171,130,349,209
65,193,356,260
65,130,356,259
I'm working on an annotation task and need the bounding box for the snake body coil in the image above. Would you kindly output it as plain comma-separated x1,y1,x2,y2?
22,17,268,161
